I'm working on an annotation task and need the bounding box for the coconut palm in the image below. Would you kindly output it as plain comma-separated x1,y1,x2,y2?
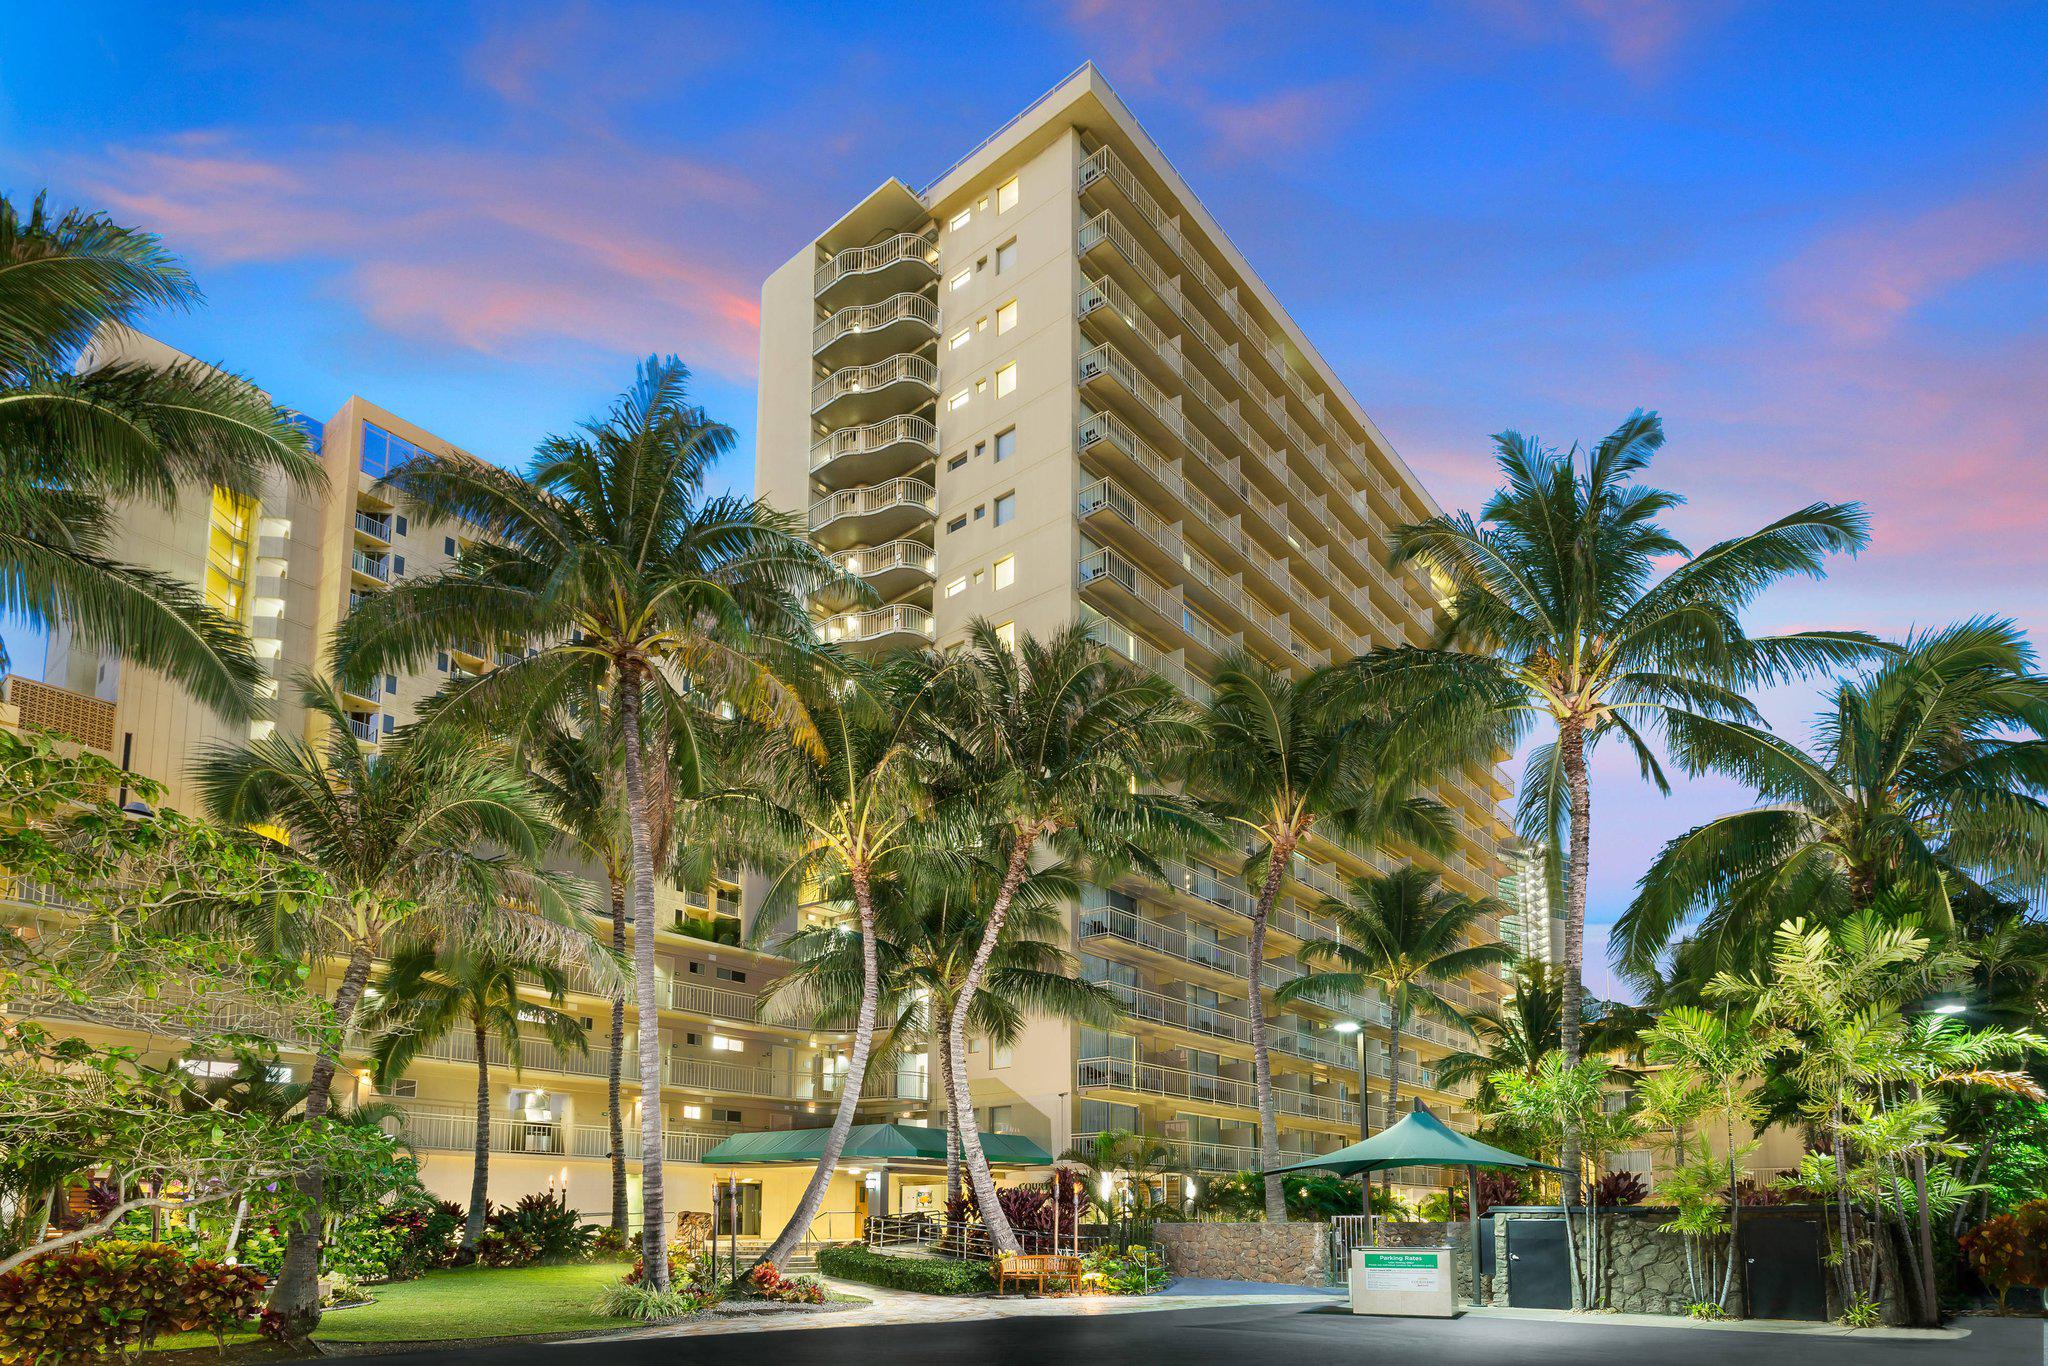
0,192,321,709
1191,652,1475,1221
1276,866,1511,1211
1432,961,1637,1107
1362,410,1872,1180
1055,1129,1186,1249
363,940,587,1251
194,677,584,1333
924,620,1202,1251
716,652,942,1269
1616,617,2048,980
332,357,842,1288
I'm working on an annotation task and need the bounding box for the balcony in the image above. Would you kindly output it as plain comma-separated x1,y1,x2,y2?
822,603,935,648
1077,478,1182,580
810,414,939,485
349,550,389,584
824,540,936,603
1073,1129,1325,1177
813,292,940,366
347,716,379,745
353,510,392,543
1083,614,1194,699
811,353,939,427
1076,1056,1355,1127
1080,893,1249,979
668,1055,928,1105
814,228,940,305
385,1105,734,1164
807,478,936,551
1076,410,1184,506
1077,547,1181,637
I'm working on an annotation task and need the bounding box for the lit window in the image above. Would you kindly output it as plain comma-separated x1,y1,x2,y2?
995,621,1016,651
682,1104,704,1120
995,240,1017,273
948,390,971,412
949,329,970,350
994,427,1017,462
949,208,972,230
993,555,1015,589
975,378,987,395
995,362,1016,397
946,576,967,597
950,268,970,291
710,1035,743,1053
977,195,990,210
993,492,1017,526
997,300,1017,334
997,177,1019,212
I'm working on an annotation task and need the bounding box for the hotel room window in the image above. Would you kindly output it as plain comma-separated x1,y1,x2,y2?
997,177,1019,212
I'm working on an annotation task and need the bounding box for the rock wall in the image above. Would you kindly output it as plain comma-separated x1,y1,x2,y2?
1378,1221,1478,1301
1150,1221,1330,1285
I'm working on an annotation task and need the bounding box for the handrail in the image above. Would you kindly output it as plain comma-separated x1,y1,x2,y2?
828,540,936,579
823,604,935,644
813,292,940,351
811,354,939,413
810,414,938,470
808,478,937,530
815,229,939,294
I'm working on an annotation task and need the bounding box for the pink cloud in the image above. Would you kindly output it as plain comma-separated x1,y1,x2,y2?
1470,0,1710,80
1193,83,1353,163
1778,162,2048,344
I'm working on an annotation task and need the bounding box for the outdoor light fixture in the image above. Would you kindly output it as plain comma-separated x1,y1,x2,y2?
1331,1020,1362,1034
1932,998,1968,1015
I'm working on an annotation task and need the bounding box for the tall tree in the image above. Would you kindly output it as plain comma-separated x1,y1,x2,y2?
1192,652,1468,1221
0,192,320,707
332,357,840,1288
1617,617,2048,978
195,678,582,1334
926,621,1200,1250
1277,866,1510,1211
1365,410,1871,1182
363,940,587,1251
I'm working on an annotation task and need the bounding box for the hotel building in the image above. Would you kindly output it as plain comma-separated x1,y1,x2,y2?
757,65,1511,1186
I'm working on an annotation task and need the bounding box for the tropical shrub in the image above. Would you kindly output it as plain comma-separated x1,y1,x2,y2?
377,1198,463,1277
1080,1244,1167,1295
627,1246,722,1299
595,1282,704,1320
496,1191,596,1264
322,1216,408,1283
816,1243,993,1294
235,1224,286,1275
1593,1171,1648,1207
744,1261,827,1303
1961,1200,2048,1309
590,1225,631,1260
0,1241,265,1361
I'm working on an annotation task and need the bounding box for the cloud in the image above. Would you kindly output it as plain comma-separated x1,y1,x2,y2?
1468,0,1710,80
1191,83,1354,163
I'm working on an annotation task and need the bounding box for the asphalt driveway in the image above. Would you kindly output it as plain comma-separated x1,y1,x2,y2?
360,1301,2044,1366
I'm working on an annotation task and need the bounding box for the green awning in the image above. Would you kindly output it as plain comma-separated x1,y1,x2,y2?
1266,1102,1566,1177
700,1122,1052,1167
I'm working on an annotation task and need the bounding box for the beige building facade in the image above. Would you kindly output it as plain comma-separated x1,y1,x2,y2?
758,66,1513,1193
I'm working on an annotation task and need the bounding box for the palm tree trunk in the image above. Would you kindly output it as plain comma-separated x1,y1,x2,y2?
617,670,669,1290
1720,1116,1740,1313
1909,1083,1938,1327
269,944,375,1336
606,872,629,1236
938,1031,962,1211
464,1021,491,1251
1382,1002,1405,1222
760,861,882,1268
947,825,1039,1254
1558,720,1591,1198
1249,840,1292,1224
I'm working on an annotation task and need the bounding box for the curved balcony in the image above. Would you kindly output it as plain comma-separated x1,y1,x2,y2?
807,477,936,550
813,292,940,366
811,353,939,427
810,414,939,486
826,539,936,604
822,603,935,649
814,229,939,305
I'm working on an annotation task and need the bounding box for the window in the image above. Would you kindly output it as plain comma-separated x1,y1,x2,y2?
947,390,971,412
383,1078,417,1098
381,714,395,734
949,208,972,230
682,1104,704,1121
394,515,408,536
995,362,1016,397
444,536,457,555
385,673,397,692
973,440,986,458
947,515,968,534
436,651,449,672
973,504,986,521
997,177,1019,212
716,967,747,983
950,268,970,292
709,1035,744,1053
994,427,1017,462
391,554,404,577
713,1108,742,1125
997,299,1017,334
991,1040,1014,1069
974,378,987,395
995,240,1017,273
995,621,1016,651
993,555,1015,590
946,576,967,597
949,328,969,350
993,492,1017,526
947,453,967,472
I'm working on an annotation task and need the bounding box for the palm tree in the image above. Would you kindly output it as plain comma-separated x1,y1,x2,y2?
1432,961,1643,1107
1616,617,2048,979
363,940,587,1251
332,357,841,1288
1055,1129,1186,1249
1192,652,1472,1221
1277,866,1511,1211
195,677,582,1333
925,621,1200,1250
1364,410,1871,1181
0,193,321,708
717,653,941,1269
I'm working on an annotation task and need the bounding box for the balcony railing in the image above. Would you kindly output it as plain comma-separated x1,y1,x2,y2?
822,604,935,645
348,717,379,744
350,550,388,582
828,540,936,582
810,414,938,472
812,292,940,352
385,1106,732,1165
1077,547,1179,628
1079,893,1248,978
810,354,939,415
353,511,392,540
1076,1056,1356,1126
814,229,939,295
807,478,936,532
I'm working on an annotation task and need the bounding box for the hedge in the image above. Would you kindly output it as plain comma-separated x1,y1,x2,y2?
815,1244,993,1295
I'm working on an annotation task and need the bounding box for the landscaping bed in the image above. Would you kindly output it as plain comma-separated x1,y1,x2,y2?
817,1244,996,1295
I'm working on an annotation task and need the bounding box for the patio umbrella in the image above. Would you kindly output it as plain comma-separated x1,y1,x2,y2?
1266,1101,1566,1304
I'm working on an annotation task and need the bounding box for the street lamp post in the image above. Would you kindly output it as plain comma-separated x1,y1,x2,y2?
1332,1020,1369,1218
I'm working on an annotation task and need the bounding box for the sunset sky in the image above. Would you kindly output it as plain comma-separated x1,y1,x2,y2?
6,2,2045,995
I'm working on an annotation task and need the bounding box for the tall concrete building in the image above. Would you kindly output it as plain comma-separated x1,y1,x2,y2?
758,66,1511,1186
1497,838,1562,968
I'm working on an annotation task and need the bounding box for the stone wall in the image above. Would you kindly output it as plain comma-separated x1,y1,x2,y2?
1379,1221,1477,1301
1150,1221,1330,1285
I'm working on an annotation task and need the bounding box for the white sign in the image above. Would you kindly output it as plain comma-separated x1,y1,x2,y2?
1362,1251,1444,1293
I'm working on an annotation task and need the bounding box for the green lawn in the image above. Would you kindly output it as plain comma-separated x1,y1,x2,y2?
150,1260,634,1351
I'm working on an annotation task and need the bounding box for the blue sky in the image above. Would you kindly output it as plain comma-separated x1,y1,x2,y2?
6,2,2047,996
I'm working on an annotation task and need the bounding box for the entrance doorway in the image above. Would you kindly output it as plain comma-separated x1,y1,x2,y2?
713,1180,761,1238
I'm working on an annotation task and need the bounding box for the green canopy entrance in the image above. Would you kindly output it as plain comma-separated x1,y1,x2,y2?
1266,1101,1565,1178
700,1122,1052,1167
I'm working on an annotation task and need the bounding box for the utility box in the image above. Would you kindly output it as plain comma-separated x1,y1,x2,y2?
1350,1246,1456,1318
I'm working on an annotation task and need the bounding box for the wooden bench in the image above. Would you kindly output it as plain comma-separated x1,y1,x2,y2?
997,1253,1083,1296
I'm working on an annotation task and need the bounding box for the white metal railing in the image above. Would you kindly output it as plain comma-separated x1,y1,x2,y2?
1086,975,1254,1047
1080,891,1249,977
808,478,936,531
1076,1055,1356,1126
811,354,939,413
822,604,935,645
1076,410,1184,499
353,511,391,540
1077,547,1179,625
814,229,939,294
1078,478,1182,562
348,717,379,743
810,414,938,471
350,550,388,581
828,540,936,581
812,292,939,352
